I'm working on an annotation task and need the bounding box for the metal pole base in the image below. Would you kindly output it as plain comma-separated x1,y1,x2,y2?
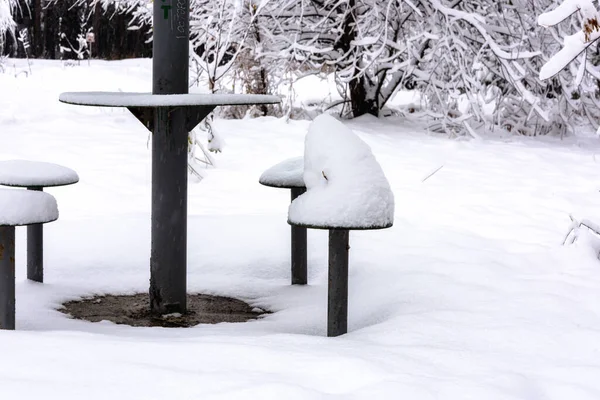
27,187,43,283
327,229,349,337
291,187,307,285
149,107,188,316
0,226,16,330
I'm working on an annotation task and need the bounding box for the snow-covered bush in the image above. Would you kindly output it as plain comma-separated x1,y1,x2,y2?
258,0,566,135
538,0,600,135
56,0,600,136
0,0,15,56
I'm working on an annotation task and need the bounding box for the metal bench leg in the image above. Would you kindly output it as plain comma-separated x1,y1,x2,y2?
27,187,44,283
328,229,349,337
0,226,16,330
290,188,307,285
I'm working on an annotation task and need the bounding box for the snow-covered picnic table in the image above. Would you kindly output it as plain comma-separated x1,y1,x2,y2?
59,91,280,316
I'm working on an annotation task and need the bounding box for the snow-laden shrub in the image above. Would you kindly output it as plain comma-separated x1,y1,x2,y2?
0,0,15,57
538,0,600,136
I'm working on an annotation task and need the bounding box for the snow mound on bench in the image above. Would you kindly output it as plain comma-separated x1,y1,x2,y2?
0,189,59,226
259,157,305,188
0,160,79,187
288,114,394,229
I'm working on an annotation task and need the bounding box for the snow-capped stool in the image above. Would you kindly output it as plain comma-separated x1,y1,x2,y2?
0,160,78,283
288,115,395,337
259,157,308,285
0,189,59,330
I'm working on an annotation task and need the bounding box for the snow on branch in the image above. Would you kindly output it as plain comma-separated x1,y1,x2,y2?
0,0,16,37
538,0,600,80
538,0,598,28
563,215,600,246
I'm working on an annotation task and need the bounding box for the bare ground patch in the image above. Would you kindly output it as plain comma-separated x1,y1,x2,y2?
60,293,268,328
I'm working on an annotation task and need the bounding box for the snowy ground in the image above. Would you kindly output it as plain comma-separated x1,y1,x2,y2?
2,59,600,399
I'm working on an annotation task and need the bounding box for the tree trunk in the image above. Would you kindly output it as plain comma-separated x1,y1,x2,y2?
335,0,379,118
349,74,378,117
33,0,42,57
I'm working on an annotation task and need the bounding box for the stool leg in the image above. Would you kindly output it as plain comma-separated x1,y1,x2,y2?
27,187,44,283
328,229,349,337
290,188,308,285
0,226,16,330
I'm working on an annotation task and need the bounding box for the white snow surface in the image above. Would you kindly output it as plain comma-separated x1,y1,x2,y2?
2,59,600,399
0,189,58,226
0,159,79,187
259,156,304,188
59,92,281,107
288,115,394,229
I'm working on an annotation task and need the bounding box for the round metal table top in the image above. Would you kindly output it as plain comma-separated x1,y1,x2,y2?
59,92,281,108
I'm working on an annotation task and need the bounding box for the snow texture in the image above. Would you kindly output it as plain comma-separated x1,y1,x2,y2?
0,189,58,226
0,160,79,188
259,156,305,188
3,59,600,400
59,92,281,107
288,114,394,229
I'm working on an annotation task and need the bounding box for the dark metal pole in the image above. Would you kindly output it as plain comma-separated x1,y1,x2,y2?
150,0,190,315
27,187,43,283
0,226,15,330
328,229,349,337
290,187,307,285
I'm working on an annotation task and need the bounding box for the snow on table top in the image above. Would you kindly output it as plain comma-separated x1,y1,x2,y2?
259,157,305,188
0,189,58,226
0,160,79,187
59,92,281,107
288,114,394,230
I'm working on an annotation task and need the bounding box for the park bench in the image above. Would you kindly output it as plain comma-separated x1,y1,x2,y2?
259,157,308,285
0,160,78,283
0,188,59,330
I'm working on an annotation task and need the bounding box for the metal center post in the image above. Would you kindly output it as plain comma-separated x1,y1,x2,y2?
150,0,190,315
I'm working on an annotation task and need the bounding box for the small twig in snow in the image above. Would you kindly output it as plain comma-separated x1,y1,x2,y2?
421,165,444,183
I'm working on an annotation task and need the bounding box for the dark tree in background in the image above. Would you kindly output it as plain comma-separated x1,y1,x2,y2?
5,0,150,59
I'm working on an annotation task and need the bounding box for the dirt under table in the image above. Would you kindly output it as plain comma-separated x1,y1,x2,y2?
60,293,268,328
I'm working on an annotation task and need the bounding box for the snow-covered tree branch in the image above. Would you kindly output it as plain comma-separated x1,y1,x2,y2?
538,0,600,81
0,0,16,55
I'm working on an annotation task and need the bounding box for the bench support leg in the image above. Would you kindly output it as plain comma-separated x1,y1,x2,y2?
290,188,307,285
328,229,349,337
0,226,16,330
27,187,44,283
